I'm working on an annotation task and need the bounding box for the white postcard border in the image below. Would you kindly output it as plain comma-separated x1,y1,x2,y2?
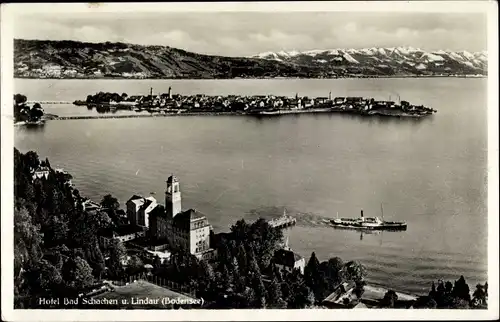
1,1,498,321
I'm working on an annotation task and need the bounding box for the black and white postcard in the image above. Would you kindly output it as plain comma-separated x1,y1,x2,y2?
1,1,498,321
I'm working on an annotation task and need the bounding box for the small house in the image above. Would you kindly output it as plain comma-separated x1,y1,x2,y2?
32,166,50,180
273,248,305,274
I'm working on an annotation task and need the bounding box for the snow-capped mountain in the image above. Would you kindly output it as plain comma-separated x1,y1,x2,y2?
252,46,487,76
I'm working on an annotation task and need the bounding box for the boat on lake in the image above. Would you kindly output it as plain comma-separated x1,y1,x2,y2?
330,205,407,231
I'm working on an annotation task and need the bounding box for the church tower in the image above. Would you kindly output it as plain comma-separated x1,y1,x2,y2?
165,175,182,219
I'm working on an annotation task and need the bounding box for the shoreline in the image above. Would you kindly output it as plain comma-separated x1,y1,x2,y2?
39,109,433,121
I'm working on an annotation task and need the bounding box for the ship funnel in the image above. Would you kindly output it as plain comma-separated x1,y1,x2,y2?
361,209,364,217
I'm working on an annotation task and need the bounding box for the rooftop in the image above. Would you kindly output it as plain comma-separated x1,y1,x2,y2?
184,208,206,220
273,248,304,267
149,204,166,219
140,198,153,210
128,195,157,208
127,195,143,202
172,208,207,229
100,224,145,238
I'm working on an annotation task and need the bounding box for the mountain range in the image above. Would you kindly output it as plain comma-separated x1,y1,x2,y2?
252,47,487,76
14,39,487,79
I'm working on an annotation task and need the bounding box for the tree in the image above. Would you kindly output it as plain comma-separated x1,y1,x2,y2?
43,215,68,247
108,239,126,278
429,281,437,298
304,252,323,300
23,151,40,171
231,219,250,242
30,104,44,120
381,290,398,308
414,296,438,309
198,260,216,292
268,277,285,308
252,273,266,308
85,243,105,279
272,263,283,283
326,257,345,284
218,240,231,266
247,246,261,279
14,93,27,106
354,280,366,299
236,244,248,274
14,204,42,267
437,280,445,294
472,283,487,308
72,189,81,200
344,260,367,282
24,259,63,298
219,264,232,291
100,194,120,211
127,255,144,275
71,210,110,247
248,218,283,268
292,284,315,308
100,194,120,225
44,157,51,169
445,281,453,294
449,297,470,309
242,286,256,307
62,256,94,291
153,255,162,270
304,252,320,284
92,210,112,230
452,276,471,302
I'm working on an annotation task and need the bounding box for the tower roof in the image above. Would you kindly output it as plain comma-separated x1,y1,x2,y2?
166,175,179,184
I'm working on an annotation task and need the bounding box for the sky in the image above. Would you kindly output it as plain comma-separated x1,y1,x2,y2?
13,11,488,57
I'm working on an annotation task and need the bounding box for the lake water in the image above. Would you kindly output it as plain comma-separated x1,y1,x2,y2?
14,78,488,295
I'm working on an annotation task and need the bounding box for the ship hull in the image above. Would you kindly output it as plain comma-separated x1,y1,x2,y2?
330,221,407,231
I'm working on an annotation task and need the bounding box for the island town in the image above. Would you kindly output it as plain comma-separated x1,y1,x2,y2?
14,149,487,310
72,86,437,119
12,88,437,126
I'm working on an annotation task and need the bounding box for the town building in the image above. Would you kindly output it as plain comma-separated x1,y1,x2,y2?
149,205,168,242
99,224,147,249
273,248,306,274
82,199,102,212
149,175,216,260
333,97,346,105
32,166,50,180
126,195,158,228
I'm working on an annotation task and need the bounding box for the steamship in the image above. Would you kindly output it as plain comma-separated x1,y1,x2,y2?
330,206,407,231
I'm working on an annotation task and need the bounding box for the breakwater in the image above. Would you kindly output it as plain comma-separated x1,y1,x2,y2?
53,112,242,120
27,101,72,104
